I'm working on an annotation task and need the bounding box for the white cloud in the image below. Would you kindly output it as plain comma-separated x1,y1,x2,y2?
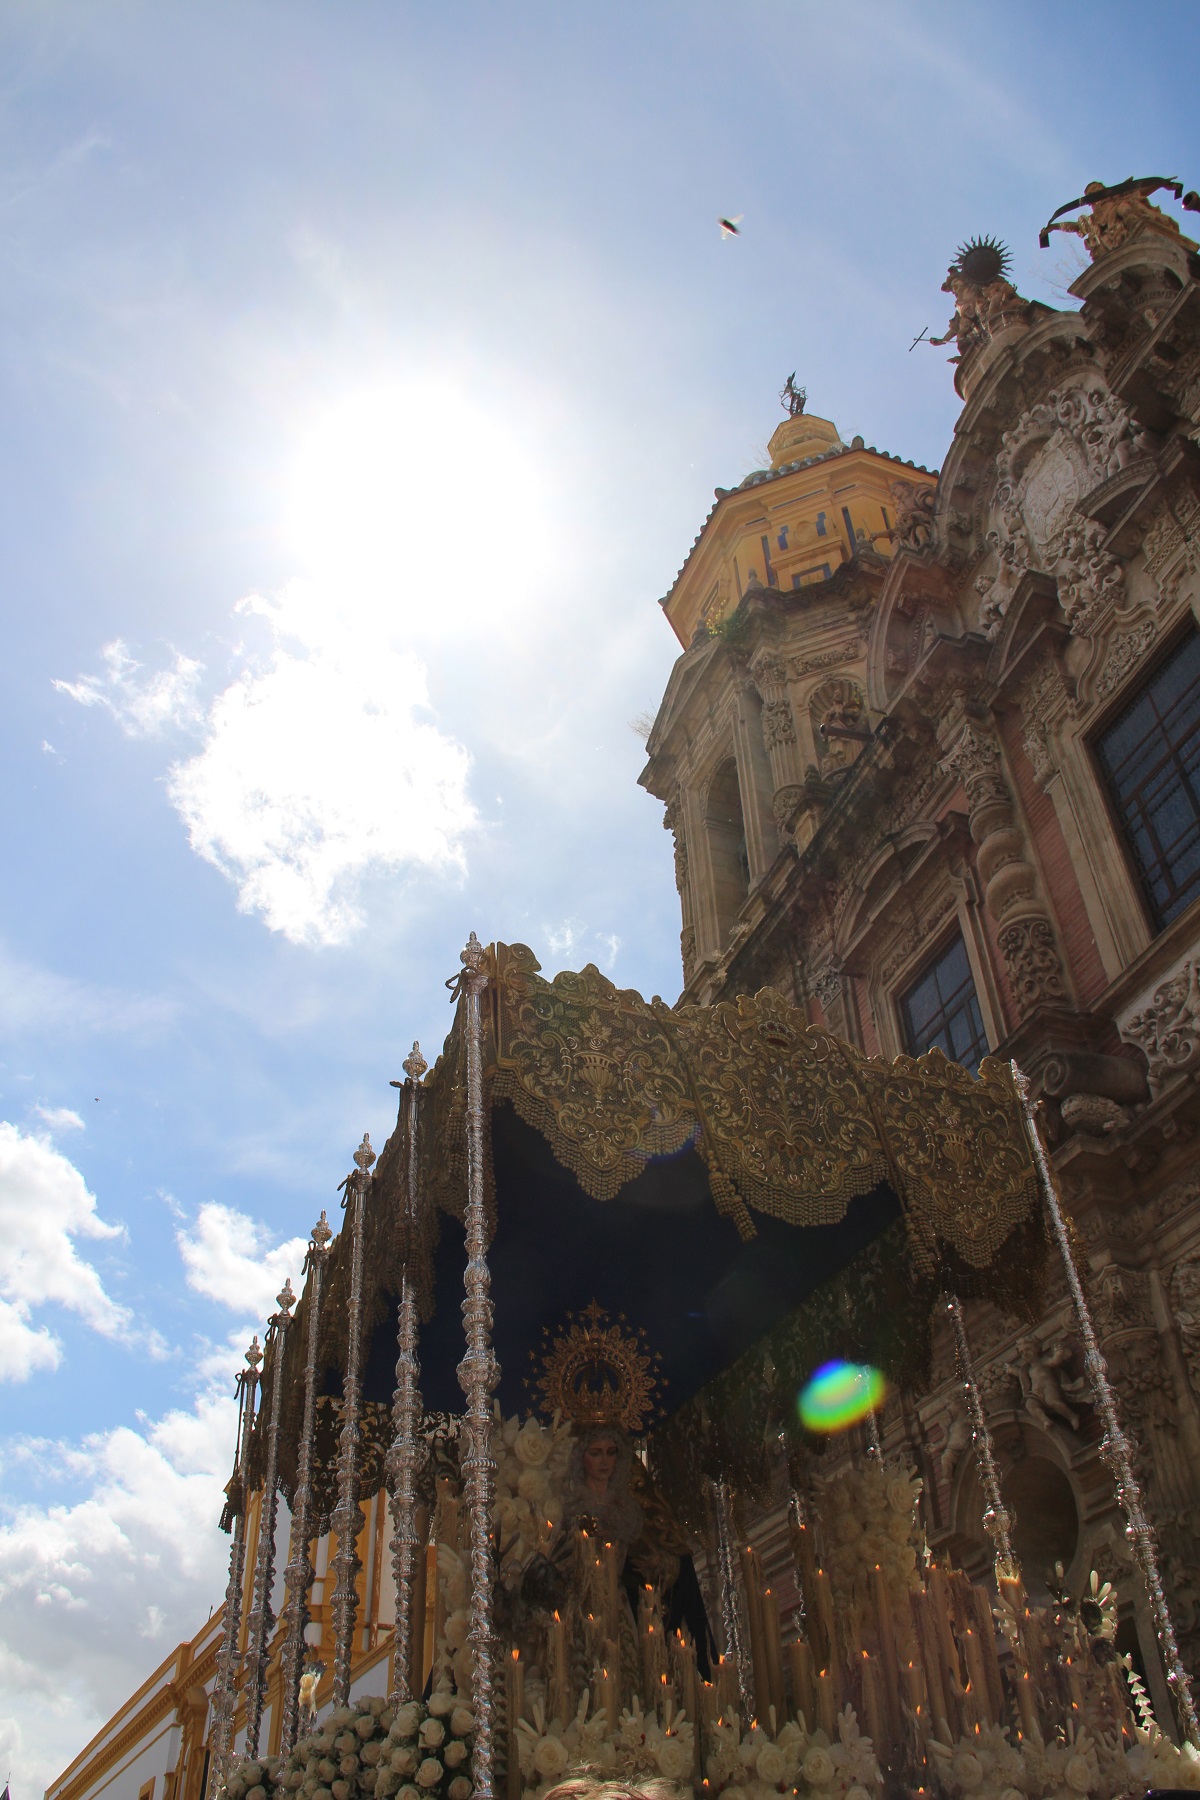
0,1384,237,1797
0,1124,131,1381
33,1105,85,1134
53,638,205,737
176,1200,308,1319
165,584,476,945
0,942,176,1039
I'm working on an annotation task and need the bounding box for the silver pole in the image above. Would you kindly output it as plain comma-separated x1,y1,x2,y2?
244,1282,295,1758
279,1213,334,1753
458,934,499,1796
945,1293,1017,1579
389,1043,428,1707
207,1337,262,1794
1014,1062,1199,1746
330,1135,376,1707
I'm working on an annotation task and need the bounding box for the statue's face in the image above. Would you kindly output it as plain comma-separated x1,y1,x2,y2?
583,1434,619,1491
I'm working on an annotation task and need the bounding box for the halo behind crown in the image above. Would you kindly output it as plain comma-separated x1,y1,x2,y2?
530,1301,663,1434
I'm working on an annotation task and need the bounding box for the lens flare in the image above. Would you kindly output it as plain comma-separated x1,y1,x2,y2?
798,1360,886,1433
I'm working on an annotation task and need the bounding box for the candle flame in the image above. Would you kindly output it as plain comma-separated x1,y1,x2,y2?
512,1648,520,1662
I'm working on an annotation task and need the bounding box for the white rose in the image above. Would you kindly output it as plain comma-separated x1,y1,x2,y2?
514,1421,553,1467
398,1787,423,1800
951,1752,984,1792
448,1781,473,1800
517,1468,549,1504
331,1783,351,1800
1064,1754,1094,1794
450,1708,475,1738
429,1689,454,1717
417,1758,444,1788
392,1704,422,1740
532,1737,570,1779
392,1748,418,1774
421,1720,446,1749
802,1748,835,1785
754,1744,785,1785
845,1787,872,1800
445,1743,468,1769
657,1739,693,1781
999,1789,1025,1800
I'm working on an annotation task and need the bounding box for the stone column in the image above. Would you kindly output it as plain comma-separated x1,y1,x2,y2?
664,794,697,986
939,714,1068,1017
751,654,805,835
731,679,780,881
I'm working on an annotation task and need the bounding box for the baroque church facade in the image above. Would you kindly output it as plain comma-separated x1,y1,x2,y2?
640,199,1200,1715
46,186,1200,1800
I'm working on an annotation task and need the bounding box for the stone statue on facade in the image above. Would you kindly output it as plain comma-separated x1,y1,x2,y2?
780,373,807,418
930,238,1024,361
1039,177,1199,259
1017,1337,1087,1434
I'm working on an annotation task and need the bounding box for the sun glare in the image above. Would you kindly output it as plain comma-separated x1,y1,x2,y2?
280,376,552,638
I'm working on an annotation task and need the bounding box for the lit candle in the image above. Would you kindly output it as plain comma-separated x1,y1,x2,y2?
816,1668,837,1738
788,1639,814,1726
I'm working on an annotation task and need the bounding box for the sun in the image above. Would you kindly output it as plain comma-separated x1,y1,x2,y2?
280,374,552,640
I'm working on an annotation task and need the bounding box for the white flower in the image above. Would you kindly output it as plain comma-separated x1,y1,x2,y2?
444,1742,468,1770
392,1704,422,1740
532,1736,570,1779
450,1707,475,1738
417,1758,444,1788
657,1738,693,1781
429,1688,455,1717
999,1789,1025,1800
398,1786,423,1800
951,1750,985,1791
515,1420,553,1466
802,1747,835,1785
448,1781,473,1800
391,1747,418,1774
845,1787,872,1800
421,1720,446,1749
1064,1753,1094,1794
754,1743,785,1786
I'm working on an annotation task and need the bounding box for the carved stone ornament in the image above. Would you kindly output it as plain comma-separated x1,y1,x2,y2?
1017,658,1075,787
771,783,804,831
1120,954,1200,1087
997,917,1068,1010
978,385,1144,640
761,697,797,750
1059,1092,1131,1135
889,478,937,552
1142,488,1200,604
1094,616,1159,700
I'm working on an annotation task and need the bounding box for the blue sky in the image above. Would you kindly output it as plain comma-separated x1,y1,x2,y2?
1,1,1198,1788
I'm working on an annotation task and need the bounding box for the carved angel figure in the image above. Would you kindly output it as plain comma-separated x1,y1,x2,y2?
1018,1337,1087,1433
930,267,1022,358
1053,181,1193,260
890,478,937,552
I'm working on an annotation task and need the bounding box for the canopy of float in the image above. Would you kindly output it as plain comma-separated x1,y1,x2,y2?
264,943,1045,1515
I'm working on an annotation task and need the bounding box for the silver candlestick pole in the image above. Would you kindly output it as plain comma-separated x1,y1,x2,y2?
457,935,499,1797
244,1281,295,1759
710,1478,753,1723
330,1134,376,1707
1014,1062,1200,1746
945,1293,1017,1579
207,1336,262,1795
279,1212,334,1755
389,1042,428,1708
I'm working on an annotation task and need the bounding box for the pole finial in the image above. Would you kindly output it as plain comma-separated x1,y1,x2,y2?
353,1132,376,1174
245,1335,263,1372
275,1278,296,1319
403,1040,428,1081
461,931,485,974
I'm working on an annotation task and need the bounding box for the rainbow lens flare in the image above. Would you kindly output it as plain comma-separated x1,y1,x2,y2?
798,1360,886,1433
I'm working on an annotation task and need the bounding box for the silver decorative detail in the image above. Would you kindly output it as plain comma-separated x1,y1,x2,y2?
710,1477,752,1723
279,1212,334,1755
206,1336,262,1795
330,1134,375,1706
388,1042,428,1708
243,1282,295,1758
946,1295,1017,1578
1014,1063,1200,1747
457,934,499,1798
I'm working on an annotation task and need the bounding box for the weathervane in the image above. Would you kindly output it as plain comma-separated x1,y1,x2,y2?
780,373,807,418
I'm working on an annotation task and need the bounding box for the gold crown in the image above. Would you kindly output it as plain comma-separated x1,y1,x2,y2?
530,1301,663,1434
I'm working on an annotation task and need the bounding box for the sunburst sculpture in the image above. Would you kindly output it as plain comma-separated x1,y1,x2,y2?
529,1301,663,1433
952,235,1012,287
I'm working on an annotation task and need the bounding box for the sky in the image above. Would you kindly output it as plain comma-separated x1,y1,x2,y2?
1,1,1197,1790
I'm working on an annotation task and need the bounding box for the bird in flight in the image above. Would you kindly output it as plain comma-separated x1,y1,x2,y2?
718,214,743,238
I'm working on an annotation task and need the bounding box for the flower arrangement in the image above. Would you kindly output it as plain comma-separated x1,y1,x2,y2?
704,1703,881,1799
514,1691,694,1796
221,1686,473,1800
814,1457,923,1647
493,1412,573,1581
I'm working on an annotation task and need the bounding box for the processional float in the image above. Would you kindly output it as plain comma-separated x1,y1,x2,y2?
208,938,1200,1800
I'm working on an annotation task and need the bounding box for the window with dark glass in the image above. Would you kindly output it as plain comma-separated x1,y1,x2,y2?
899,932,989,1073
1094,628,1200,929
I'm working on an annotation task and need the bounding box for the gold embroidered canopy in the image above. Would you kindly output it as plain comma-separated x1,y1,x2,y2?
262,941,1045,1513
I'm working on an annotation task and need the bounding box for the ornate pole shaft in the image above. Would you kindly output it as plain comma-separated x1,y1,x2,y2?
389,1043,428,1708
207,1337,262,1795
865,1407,882,1460
279,1213,334,1755
331,1134,376,1707
1014,1062,1200,1746
457,934,499,1797
710,1477,752,1722
244,1282,296,1759
945,1293,1017,1579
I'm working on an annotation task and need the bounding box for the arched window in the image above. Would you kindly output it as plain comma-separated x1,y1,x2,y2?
706,757,750,943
